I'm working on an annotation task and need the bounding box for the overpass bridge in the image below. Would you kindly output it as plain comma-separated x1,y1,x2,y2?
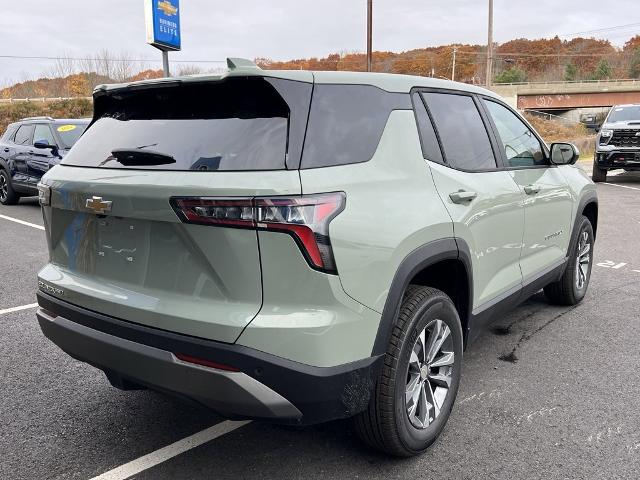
489,79,640,120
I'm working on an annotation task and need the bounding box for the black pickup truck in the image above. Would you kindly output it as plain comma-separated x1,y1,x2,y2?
593,104,640,182
0,116,88,204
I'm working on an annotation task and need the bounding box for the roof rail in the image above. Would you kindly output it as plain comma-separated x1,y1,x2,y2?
20,116,54,121
226,58,261,71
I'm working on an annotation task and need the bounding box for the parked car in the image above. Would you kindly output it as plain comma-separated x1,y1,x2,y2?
0,117,89,205
35,59,597,457
593,104,640,182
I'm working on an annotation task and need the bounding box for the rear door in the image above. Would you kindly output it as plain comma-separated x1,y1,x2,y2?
418,91,525,311
10,124,34,186
39,75,312,343
480,98,573,281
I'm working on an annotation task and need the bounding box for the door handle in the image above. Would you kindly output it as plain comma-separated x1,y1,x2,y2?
3,148,9,153
524,184,540,195
449,190,478,204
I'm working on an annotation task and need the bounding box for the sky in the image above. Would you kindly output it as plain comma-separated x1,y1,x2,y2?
1,0,639,85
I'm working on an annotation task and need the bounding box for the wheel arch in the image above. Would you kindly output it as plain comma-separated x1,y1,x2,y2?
569,190,598,256
582,199,598,239
371,238,473,356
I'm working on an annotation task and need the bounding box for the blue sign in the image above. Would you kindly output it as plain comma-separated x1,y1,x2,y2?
145,0,181,51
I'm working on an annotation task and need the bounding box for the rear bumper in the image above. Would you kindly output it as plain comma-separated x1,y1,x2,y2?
595,149,640,170
36,292,381,425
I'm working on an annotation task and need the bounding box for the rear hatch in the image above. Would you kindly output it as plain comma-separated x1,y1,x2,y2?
38,74,312,343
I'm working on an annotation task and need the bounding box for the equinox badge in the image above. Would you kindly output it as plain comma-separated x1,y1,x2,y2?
85,196,112,214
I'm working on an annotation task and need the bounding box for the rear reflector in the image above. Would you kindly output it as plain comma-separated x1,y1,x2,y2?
174,353,240,372
170,193,345,274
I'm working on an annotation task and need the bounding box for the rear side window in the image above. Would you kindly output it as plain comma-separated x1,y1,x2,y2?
301,85,411,168
63,77,309,171
422,92,497,171
13,124,34,146
2,124,18,142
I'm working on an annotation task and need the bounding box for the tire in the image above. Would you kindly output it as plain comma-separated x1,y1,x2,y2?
592,162,607,183
544,216,594,306
354,286,463,457
0,169,20,205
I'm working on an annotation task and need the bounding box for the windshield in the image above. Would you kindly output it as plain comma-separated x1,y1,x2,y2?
54,123,88,149
606,105,640,123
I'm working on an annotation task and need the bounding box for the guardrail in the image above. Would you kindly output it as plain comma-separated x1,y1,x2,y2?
494,79,640,87
0,96,92,104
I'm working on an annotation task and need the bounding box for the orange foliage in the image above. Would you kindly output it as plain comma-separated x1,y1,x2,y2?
129,69,164,81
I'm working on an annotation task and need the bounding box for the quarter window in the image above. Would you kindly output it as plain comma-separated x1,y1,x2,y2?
301,85,411,168
484,100,546,168
422,92,497,170
412,93,443,164
13,124,34,146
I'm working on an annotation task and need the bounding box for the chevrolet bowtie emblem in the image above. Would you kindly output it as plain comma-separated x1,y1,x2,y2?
85,196,112,214
157,0,178,16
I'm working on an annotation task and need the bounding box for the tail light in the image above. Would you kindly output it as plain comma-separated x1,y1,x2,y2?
170,193,346,274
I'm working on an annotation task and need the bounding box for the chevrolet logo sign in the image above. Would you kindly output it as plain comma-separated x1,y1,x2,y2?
85,196,112,214
157,0,178,16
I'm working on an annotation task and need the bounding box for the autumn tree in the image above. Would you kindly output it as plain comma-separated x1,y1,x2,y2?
590,59,612,80
564,63,577,81
495,67,527,83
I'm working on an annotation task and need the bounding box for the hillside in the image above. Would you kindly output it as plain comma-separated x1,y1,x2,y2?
0,99,92,134
2,35,640,100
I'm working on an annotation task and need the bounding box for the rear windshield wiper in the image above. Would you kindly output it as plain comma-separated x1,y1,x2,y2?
107,148,176,166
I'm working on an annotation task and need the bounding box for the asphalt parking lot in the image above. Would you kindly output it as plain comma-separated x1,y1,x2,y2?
1,163,639,480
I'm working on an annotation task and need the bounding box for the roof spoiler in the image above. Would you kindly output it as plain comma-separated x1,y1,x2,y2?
227,58,261,71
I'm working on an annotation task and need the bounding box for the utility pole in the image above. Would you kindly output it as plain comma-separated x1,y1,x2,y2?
485,0,493,86
367,0,373,72
451,47,457,81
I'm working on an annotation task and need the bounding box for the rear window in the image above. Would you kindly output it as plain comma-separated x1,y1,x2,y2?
62,78,302,171
301,85,411,168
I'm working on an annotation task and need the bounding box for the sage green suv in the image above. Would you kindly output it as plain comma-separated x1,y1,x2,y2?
35,58,597,457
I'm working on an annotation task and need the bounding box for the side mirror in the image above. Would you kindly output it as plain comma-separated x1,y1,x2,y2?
34,139,56,150
550,142,579,165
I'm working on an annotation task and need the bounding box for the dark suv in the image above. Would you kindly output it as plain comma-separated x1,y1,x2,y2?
593,104,640,182
0,116,89,204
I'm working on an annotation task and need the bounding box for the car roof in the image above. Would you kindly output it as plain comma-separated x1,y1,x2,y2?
94,57,500,99
17,117,90,124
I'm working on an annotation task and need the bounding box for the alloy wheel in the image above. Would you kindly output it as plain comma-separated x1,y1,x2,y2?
575,230,591,290
0,173,8,202
405,319,455,429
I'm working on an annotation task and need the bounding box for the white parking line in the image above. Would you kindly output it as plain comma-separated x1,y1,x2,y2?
0,303,38,316
601,182,640,192
89,420,251,480
0,214,44,230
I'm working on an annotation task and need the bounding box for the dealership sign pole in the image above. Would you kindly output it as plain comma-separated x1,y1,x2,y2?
144,0,181,77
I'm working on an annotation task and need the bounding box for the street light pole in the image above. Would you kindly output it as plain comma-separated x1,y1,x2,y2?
367,0,372,72
485,0,493,86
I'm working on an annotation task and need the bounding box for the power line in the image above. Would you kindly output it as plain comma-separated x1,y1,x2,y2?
0,54,227,64
558,22,640,38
